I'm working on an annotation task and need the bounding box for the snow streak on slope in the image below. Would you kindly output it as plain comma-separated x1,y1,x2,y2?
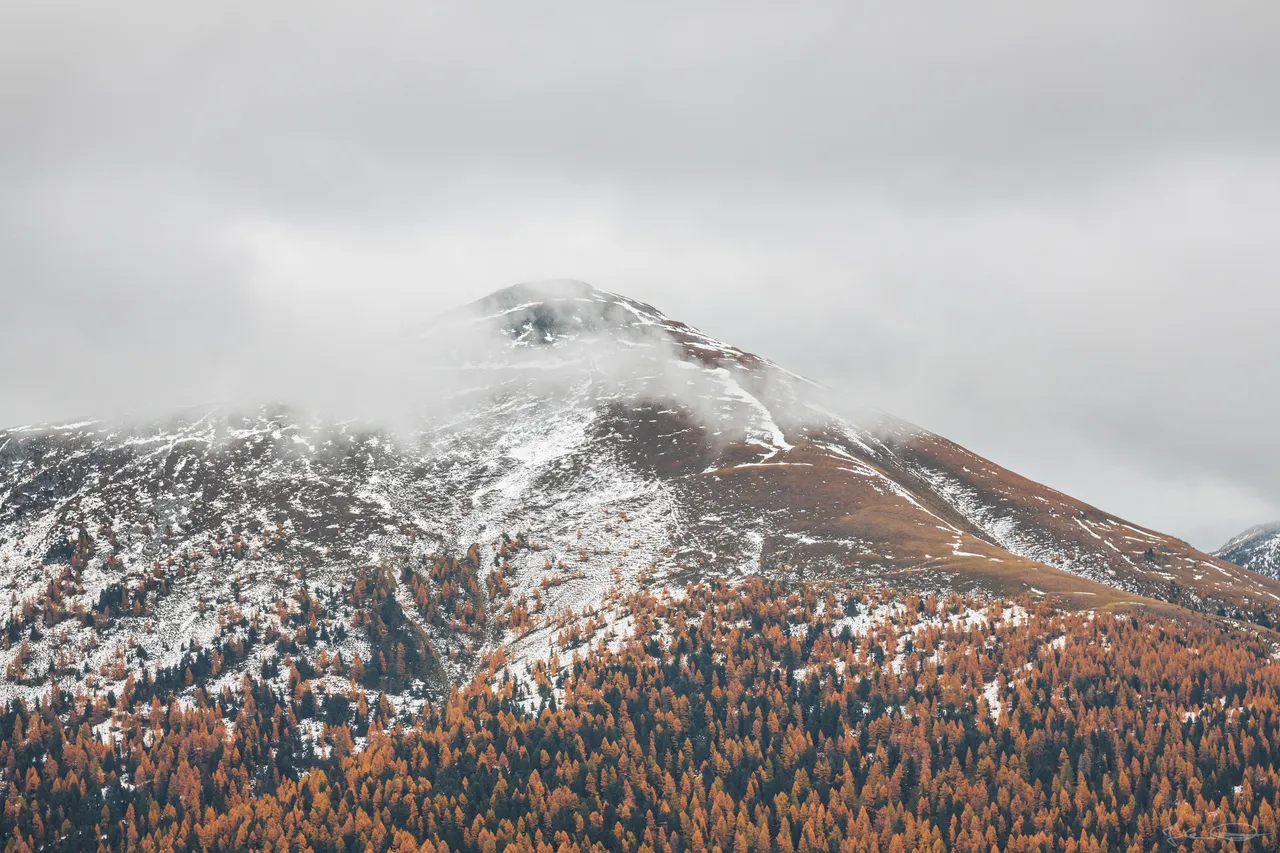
908,462,1137,592
885,428,1280,616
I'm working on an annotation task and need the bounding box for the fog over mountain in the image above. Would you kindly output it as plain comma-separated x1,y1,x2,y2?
3,2,1280,549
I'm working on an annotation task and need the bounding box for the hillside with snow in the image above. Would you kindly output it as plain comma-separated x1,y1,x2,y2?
2,280,1277,706
1218,522,1280,579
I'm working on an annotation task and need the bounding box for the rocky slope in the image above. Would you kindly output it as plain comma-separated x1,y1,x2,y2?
2,280,1277,706
1218,522,1280,578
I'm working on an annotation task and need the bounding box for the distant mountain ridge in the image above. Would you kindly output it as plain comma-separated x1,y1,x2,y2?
2,279,1278,706
1217,522,1280,578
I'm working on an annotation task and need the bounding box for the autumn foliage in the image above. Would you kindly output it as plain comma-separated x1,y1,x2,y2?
4,578,1280,853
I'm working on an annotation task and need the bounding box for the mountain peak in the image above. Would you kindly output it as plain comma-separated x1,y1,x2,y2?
1217,521,1280,578
462,280,726,355
472,279,658,315
479,278,610,303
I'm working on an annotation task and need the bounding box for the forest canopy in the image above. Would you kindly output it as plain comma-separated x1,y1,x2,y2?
3,577,1279,853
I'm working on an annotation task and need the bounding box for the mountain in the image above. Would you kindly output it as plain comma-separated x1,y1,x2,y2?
1218,522,1280,578
2,280,1277,706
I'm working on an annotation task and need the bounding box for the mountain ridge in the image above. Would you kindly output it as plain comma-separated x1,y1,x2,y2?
1,280,1277,707
1217,521,1280,578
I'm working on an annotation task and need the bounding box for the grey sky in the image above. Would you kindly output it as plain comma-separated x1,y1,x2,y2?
2,1,1278,550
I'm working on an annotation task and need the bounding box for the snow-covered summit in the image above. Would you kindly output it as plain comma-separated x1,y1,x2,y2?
472,280,668,341
1217,522,1280,579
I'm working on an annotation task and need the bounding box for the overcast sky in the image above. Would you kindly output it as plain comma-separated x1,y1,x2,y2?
2,2,1278,550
